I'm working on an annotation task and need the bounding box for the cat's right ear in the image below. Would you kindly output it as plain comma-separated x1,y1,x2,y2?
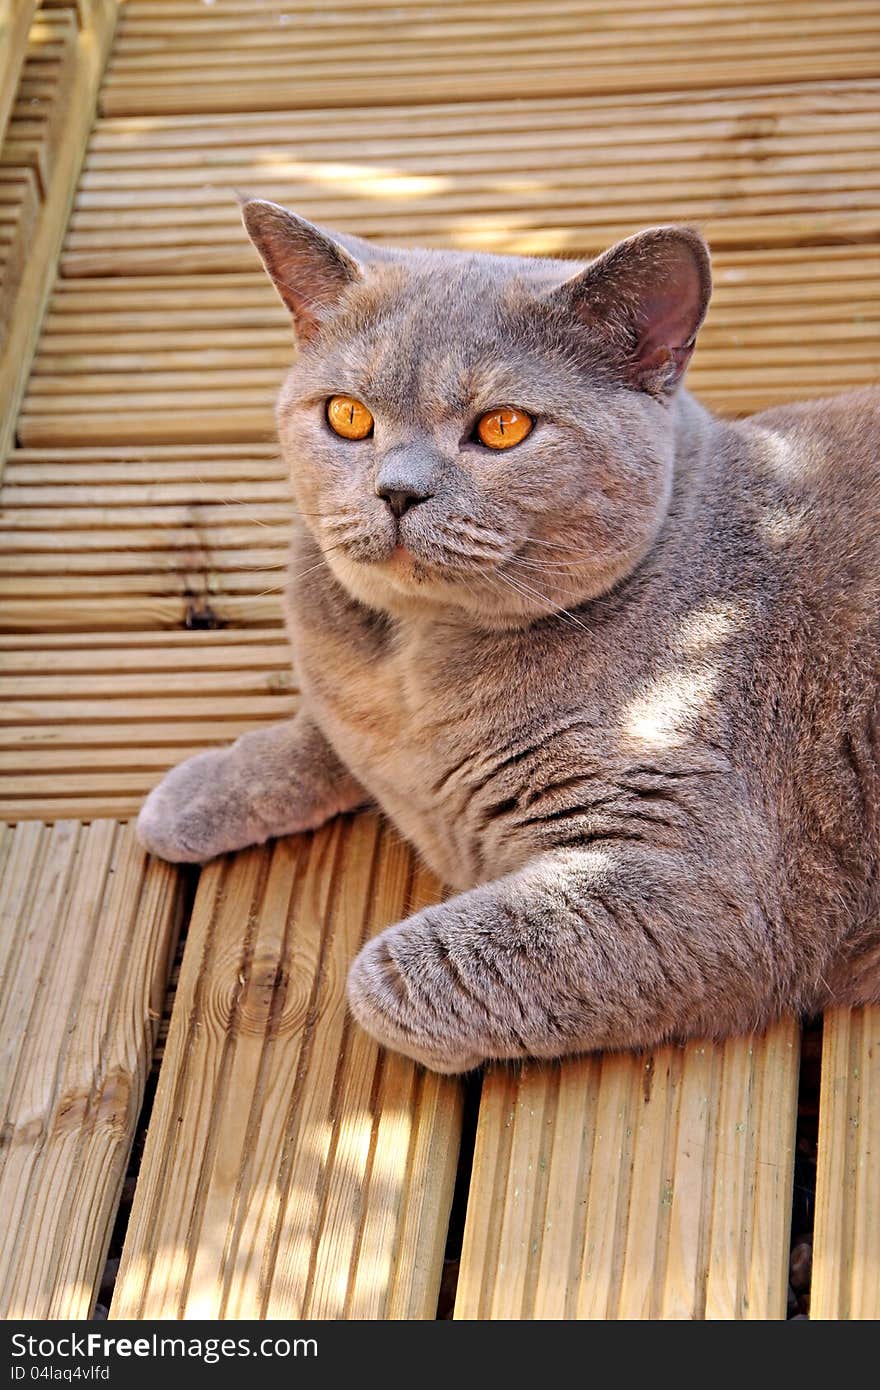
239,198,363,343
547,226,711,396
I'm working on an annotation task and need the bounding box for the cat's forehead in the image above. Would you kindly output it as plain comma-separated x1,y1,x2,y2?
325,248,583,415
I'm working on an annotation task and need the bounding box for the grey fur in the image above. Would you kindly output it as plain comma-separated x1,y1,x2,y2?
137,202,880,1074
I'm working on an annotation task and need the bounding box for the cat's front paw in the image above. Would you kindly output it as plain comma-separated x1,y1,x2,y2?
136,747,255,864
347,916,485,1074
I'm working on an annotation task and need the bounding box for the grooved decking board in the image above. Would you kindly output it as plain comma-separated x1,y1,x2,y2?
0,819,181,1318
112,815,462,1319
0,442,289,628
0,8,81,344
455,1020,800,1319
0,627,297,820
810,1006,880,1319
99,1,880,115
60,81,880,280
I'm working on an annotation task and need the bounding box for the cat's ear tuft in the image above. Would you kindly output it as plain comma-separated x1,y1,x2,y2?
550,226,711,395
239,197,363,343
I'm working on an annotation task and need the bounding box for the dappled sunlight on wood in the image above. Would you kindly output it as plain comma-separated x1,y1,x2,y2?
458,1021,800,1318
110,821,462,1320
251,154,453,202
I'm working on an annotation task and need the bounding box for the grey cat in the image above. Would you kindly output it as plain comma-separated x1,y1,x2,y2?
137,200,880,1074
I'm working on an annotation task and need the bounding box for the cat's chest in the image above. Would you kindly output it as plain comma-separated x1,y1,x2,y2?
296,616,481,783
293,613,547,883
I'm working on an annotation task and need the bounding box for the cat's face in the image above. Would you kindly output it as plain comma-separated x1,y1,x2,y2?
242,203,711,625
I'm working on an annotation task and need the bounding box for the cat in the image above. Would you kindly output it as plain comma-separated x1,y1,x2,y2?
137,199,880,1074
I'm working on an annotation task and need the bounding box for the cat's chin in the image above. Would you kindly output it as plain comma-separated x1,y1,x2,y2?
324,547,577,630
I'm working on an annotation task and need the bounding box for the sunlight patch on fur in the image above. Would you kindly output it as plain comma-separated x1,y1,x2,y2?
625,669,718,747
674,599,745,654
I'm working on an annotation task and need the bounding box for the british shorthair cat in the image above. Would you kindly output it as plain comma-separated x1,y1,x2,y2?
138,201,880,1073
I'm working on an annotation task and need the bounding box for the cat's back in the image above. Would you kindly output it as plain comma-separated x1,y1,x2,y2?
741,386,880,543
729,387,880,630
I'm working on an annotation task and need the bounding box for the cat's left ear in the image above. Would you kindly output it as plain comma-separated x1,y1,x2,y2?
548,226,711,396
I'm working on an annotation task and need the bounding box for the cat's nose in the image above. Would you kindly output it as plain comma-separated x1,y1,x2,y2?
375,483,433,518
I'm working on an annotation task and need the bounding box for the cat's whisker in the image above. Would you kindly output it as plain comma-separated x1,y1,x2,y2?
509,555,585,575
431,540,507,568
489,569,593,633
515,535,596,555
288,540,354,584
441,518,509,550
248,582,287,600
193,478,287,532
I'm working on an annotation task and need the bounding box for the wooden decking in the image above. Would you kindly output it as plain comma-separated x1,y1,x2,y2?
0,0,878,1320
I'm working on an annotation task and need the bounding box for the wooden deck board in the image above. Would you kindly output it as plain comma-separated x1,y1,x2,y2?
0,820,181,1318
455,1021,800,1319
98,1,880,115
811,1006,880,1319
0,622,297,817
58,81,880,275
111,816,462,1319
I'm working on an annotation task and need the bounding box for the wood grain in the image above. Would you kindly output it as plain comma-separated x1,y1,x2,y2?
0,626,298,820
58,82,880,281
811,1006,880,1319
112,815,462,1319
455,1020,800,1319
0,819,181,1318
98,1,880,115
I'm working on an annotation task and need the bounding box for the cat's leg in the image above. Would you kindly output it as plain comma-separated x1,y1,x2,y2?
137,712,368,863
347,843,791,1073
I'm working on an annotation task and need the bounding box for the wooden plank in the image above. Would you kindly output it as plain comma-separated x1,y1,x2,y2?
97,0,880,118
0,819,182,1318
455,1020,800,1319
0,593,284,630
0,170,39,343
811,1006,880,1319
56,82,880,277
0,637,288,669
0,624,288,646
0,628,296,819
112,815,462,1319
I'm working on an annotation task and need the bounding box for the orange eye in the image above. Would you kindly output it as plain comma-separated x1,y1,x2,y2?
476,406,533,450
327,395,374,440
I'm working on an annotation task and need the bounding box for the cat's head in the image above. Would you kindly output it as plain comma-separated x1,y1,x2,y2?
242,199,711,625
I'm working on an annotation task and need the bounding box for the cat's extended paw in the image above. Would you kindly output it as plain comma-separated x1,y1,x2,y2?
346,916,485,1074
136,747,257,864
